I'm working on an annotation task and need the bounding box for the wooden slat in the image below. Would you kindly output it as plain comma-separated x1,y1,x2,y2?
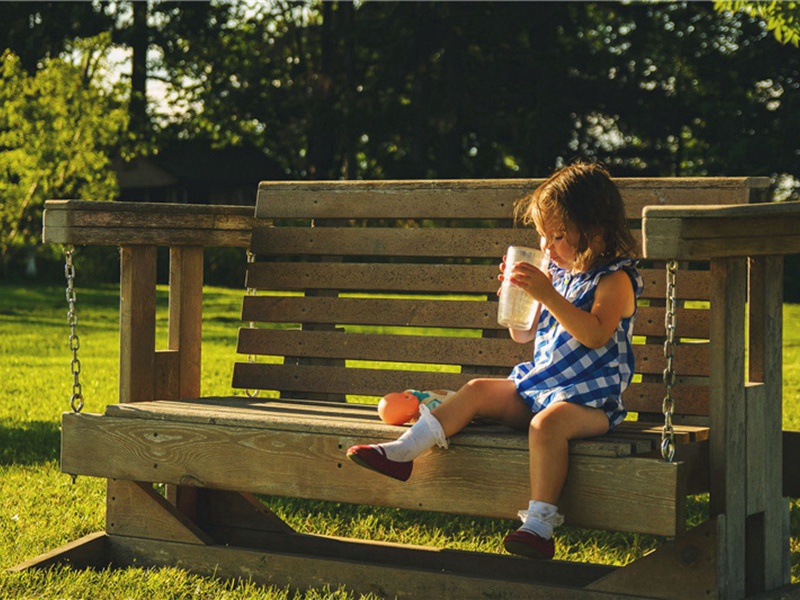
237,329,528,368
42,201,255,247
62,411,686,535
235,331,708,376
242,296,710,338
638,268,711,300
247,262,499,294
251,226,536,258
635,306,710,338
643,201,800,260
232,363,476,396
623,382,710,416
246,262,712,299
242,296,502,330
255,178,764,220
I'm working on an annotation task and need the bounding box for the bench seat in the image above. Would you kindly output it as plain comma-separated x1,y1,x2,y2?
61,397,708,536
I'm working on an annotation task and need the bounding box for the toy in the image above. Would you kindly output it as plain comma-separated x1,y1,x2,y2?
377,389,456,425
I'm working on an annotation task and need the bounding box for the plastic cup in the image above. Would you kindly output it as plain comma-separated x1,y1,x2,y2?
498,245,549,330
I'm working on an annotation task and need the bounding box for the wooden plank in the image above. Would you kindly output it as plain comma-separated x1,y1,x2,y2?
232,364,708,402
168,246,204,399
119,246,157,404
154,350,180,400
709,257,748,599
251,226,536,258
247,262,499,294
101,396,695,457
105,534,626,599
8,532,110,572
241,296,710,339
232,362,476,398
623,382,709,416
255,178,764,220
42,200,254,247
247,263,712,299
237,328,529,367
642,202,800,260
755,256,790,589
242,296,504,330
62,411,685,535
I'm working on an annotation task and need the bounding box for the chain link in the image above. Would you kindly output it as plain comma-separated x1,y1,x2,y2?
64,246,84,413
661,260,678,462
245,249,259,398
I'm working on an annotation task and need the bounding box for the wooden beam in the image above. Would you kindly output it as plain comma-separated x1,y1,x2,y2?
8,532,110,572
642,202,800,260
119,246,157,404
104,532,627,598
709,257,748,599
42,200,254,247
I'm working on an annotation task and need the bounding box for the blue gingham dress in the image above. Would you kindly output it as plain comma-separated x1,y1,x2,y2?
508,258,643,431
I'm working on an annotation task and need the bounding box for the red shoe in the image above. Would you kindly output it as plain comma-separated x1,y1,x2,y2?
346,445,412,482
502,529,555,560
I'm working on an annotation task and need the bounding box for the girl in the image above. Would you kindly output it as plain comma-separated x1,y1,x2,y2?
346,161,643,560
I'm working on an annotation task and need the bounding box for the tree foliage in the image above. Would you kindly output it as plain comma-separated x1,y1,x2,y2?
0,34,128,266
0,1,797,292
715,1,800,46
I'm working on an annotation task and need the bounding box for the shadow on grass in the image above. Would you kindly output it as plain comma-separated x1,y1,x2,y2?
0,419,60,465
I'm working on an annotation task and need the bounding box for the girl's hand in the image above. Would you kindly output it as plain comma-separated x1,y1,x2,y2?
501,260,552,301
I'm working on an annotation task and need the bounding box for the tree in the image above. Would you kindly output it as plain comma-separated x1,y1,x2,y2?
0,34,129,269
715,1,800,46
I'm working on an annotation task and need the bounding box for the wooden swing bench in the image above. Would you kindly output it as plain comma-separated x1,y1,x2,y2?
18,178,800,598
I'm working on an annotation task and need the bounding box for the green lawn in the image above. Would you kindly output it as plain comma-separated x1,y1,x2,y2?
1,283,797,598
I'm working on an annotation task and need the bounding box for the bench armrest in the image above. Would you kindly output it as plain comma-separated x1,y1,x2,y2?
42,200,256,248
642,201,800,260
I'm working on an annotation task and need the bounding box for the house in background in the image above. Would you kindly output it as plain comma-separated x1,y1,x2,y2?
114,140,285,205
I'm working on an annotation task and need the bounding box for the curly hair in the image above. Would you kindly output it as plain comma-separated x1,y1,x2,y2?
514,161,636,272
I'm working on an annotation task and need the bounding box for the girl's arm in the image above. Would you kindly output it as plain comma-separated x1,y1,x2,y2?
510,264,635,349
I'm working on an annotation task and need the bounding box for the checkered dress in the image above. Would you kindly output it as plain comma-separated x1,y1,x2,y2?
508,258,644,431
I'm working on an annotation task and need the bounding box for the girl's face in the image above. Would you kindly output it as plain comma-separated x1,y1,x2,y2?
539,222,580,271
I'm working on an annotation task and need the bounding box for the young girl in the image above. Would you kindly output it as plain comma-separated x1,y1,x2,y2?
347,161,643,560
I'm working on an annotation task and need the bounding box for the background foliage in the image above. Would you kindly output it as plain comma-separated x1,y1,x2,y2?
0,0,799,289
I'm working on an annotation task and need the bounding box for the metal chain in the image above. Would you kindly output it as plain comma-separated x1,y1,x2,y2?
245,249,259,398
64,245,84,413
661,260,678,462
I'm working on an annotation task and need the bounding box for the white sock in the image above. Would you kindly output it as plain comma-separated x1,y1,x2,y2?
374,404,448,462
517,500,564,540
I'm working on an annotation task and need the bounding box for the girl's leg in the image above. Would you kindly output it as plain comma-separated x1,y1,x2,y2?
432,378,531,437
381,378,529,461
347,379,530,480
504,402,609,559
528,402,610,503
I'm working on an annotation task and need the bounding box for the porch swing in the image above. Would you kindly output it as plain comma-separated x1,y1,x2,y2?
12,178,800,599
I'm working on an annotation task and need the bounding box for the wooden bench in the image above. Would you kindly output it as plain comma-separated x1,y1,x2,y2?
19,178,800,598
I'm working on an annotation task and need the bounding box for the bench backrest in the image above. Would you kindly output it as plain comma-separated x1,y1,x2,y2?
234,179,767,424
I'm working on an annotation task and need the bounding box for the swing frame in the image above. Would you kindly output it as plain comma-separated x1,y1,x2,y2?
13,178,800,599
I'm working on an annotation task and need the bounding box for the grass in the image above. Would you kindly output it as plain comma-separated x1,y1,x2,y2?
0,282,798,598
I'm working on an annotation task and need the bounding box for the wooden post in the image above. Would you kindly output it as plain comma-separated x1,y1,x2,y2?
709,257,747,599
119,246,157,404
747,256,788,591
168,246,204,399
